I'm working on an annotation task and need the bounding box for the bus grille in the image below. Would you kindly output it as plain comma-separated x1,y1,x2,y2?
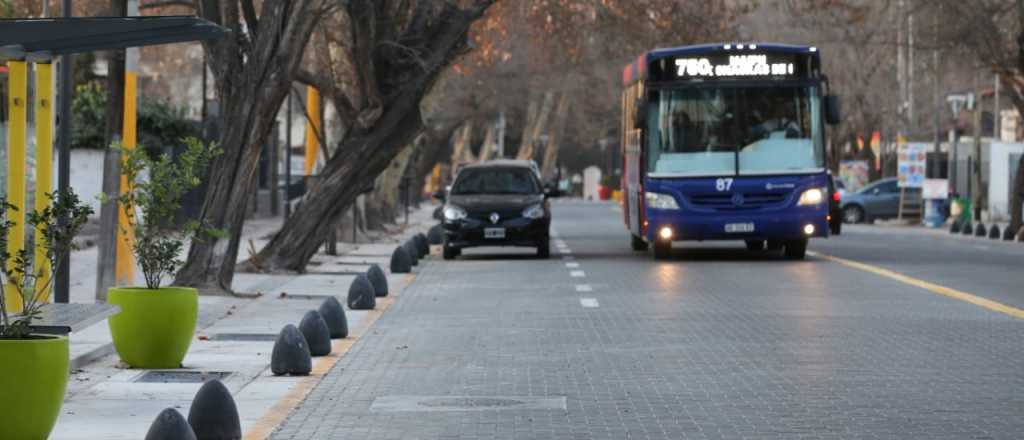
687,192,788,211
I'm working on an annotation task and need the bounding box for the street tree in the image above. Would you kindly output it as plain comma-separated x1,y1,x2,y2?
247,0,496,271
172,0,333,292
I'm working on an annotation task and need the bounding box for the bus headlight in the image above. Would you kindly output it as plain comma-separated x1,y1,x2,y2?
797,188,826,206
443,205,467,221
645,191,680,210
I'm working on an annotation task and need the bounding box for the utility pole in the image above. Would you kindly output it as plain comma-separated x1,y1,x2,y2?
55,0,73,303
972,70,983,221
994,74,1001,140
284,90,292,219
908,10,915,136
932,10,940,154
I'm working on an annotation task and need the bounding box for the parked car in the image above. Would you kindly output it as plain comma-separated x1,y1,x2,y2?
828,174,842,235
435,161,559,259
840,177,920,223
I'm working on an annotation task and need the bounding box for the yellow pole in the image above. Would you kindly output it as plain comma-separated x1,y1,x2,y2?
304,86,320,175
5,61,28,312
33,62,54,303
116,65,138,286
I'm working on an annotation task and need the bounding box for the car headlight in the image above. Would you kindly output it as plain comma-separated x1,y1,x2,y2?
522,204,545,219
645,191,680,210
797,187,826,206
443,205,467,221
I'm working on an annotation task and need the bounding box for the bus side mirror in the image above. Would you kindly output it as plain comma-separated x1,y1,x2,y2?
825,95,841,125
633,99,647,130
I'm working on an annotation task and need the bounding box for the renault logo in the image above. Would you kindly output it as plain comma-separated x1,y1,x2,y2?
489,212,500,224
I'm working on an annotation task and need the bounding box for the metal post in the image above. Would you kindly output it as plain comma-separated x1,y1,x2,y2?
284,91,292,219
404,177,410,225
55,0,73,303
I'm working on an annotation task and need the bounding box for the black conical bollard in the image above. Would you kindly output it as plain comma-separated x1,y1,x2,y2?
404,240,420,266
974,223,987,237
961,223,973,235
347,273,377,310
271,324,312,376
298,310,332,356
188,379,241,440
415,233,430,257
989,224,1001,239
146,408,197,440
950,219,961,233
1005,226,1017,241
390,246,412,273
367,264,389,297
318,297,348,339
428,224,443,245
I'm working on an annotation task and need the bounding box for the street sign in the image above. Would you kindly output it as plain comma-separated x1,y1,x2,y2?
898,143,927,188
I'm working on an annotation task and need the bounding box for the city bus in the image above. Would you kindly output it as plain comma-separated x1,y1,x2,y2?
620,43,841,259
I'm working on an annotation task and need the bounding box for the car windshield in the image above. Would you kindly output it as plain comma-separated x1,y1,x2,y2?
451,167,540,195
646,85,824,176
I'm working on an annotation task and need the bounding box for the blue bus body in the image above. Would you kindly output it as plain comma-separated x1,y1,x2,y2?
620,43,835,257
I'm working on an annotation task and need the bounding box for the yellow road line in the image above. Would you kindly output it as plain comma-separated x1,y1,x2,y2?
243,272,416,440
808,251,1024,320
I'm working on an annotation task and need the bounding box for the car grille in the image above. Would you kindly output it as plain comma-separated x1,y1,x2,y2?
687,192,789,211
467,208,522,223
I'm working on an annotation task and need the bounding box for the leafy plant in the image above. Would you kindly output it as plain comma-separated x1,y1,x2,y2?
119,137,221,289
0,191,93,339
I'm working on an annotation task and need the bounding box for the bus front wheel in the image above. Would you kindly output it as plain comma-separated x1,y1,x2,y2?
631,234,649,251
653,240,671,260
784,239,808,260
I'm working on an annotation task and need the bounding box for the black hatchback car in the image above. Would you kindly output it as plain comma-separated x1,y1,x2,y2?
437,161,556,259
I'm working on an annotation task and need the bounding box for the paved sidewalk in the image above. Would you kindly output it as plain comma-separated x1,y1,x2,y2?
50,204,440,439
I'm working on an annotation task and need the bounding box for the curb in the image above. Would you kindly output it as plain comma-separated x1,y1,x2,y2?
70,342,116,370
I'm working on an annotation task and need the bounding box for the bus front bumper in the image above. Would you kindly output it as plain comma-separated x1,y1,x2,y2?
645,209,829,242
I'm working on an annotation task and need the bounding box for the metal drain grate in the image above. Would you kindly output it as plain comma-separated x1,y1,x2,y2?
370,395,567,412
134,370,233,383
207,333,278,342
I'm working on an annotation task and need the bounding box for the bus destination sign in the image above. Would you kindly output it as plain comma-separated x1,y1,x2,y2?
676,55,793,78
649,52,812,82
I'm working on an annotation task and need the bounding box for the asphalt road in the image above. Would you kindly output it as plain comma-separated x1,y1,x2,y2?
272,200,1024,439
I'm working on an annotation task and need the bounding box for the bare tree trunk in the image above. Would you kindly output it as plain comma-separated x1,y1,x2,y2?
478,124,496,161
174,0,328,292
540,93,570,181
251,1,494,271
517,91,556,161
450,122,475,164
366,141,418,229
96,1,127,299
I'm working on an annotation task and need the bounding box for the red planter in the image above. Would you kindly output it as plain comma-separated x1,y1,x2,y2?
598,186,613,200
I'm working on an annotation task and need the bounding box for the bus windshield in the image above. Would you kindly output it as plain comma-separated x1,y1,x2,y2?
645,85,824,177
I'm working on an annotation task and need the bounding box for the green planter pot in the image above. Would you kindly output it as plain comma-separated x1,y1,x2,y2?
0,335,69,440
108,287,198,368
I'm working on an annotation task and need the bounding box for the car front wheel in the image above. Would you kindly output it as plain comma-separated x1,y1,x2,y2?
842,205,864,224
442,242,461,260
537,238,550,259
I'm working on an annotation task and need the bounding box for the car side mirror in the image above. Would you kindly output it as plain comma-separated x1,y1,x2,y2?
872,188,881,195
824,95,841,125
544,187,561,198
432,190,446,202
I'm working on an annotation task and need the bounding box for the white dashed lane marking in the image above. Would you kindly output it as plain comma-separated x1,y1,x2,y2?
575,284,593,292
579,298,599,308
570,270,585,278
565,262,580,268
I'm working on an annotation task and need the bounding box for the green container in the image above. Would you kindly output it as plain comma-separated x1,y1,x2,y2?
0,335,69,440
108,287,198,368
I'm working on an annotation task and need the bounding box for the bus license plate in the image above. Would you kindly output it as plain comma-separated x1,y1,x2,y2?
724,223,755,233
484,228,505,239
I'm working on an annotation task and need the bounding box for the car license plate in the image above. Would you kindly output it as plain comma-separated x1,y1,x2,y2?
724,222,755,233
484,228,505,239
